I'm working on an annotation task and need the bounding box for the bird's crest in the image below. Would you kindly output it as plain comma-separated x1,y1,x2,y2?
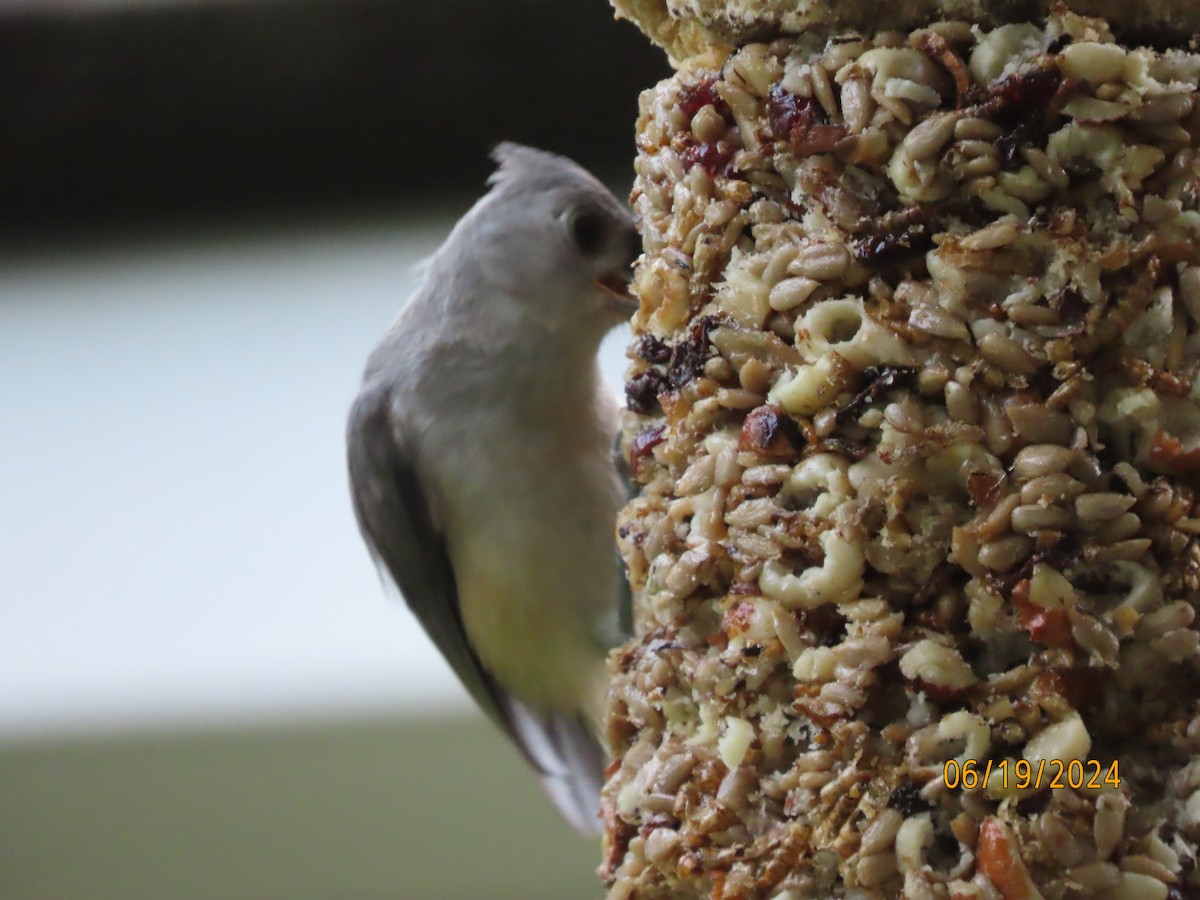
487,142,602,196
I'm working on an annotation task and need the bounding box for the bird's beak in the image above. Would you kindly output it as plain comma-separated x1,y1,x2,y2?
595,272,639,317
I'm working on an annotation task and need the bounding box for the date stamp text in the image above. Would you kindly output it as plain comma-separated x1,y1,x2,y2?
943,758,1121,791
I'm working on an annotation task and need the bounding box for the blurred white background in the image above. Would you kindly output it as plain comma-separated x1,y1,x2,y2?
2,215,458,735
0,212,631,735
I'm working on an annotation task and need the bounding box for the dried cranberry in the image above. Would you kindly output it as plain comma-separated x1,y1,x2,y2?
768,85,848,156
682,141,735,177
667,316,725,389
768,85,825,139
625,370,668,414
636,334,671,364
968,66,1063,170
993,68,1062,123
679,76,730,121
630,425,666,476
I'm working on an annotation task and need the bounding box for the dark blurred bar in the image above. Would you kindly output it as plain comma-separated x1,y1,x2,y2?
0,0,668,237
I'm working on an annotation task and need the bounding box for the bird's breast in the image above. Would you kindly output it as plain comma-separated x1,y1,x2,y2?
438,421,619,694
450,491,619,712
411,343,623,712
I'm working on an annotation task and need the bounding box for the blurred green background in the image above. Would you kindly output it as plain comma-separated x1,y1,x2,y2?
1,717,599,900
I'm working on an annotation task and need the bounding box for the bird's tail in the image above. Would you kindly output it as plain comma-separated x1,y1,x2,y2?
504,698,607,834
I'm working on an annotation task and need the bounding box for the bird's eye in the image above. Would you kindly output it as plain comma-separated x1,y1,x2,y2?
567,208,606,257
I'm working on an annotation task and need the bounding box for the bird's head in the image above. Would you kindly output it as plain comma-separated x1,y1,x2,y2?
471,143,641,333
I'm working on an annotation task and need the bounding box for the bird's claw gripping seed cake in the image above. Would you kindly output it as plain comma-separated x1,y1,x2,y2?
604,3,1200,898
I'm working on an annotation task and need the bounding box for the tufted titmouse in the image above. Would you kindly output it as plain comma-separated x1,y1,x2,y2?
346,143,638,832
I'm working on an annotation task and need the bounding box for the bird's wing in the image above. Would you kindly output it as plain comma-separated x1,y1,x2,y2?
346,380,606,832
347,380,501,722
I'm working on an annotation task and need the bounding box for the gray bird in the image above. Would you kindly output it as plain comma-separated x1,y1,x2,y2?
346,143,639,832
